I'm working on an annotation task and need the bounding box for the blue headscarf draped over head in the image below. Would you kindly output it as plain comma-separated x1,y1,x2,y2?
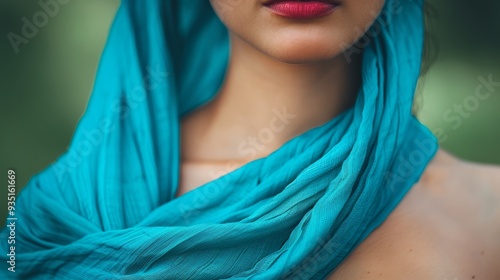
1,0,437,278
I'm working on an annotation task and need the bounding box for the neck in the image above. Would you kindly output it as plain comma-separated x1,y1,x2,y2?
181,33,362,163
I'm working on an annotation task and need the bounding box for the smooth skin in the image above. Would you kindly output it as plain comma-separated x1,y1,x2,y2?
178,0,500,278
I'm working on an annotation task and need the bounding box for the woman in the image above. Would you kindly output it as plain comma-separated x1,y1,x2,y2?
1,0,499,279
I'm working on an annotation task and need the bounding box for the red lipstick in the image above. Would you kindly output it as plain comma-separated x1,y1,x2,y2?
264,0,339,19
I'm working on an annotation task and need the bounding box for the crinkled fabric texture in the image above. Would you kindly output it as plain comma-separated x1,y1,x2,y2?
1,0,437,279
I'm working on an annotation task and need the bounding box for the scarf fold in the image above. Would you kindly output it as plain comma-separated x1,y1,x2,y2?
1,0,438,279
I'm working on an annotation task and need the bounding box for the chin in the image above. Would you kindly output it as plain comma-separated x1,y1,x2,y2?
259,34,346,64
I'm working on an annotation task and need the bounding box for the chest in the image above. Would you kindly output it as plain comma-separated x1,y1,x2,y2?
176,161,241,197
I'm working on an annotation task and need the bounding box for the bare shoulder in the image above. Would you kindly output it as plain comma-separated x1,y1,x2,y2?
329,149,500,280
436,148,500,188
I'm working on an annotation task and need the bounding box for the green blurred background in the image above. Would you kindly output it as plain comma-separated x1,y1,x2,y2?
1,0,499,226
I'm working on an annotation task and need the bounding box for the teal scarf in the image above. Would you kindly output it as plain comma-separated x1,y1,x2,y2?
1,0,437,278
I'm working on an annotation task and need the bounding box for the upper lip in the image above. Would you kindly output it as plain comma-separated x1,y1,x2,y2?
262,0,340,5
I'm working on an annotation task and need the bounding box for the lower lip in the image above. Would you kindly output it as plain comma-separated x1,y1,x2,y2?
265,1,338,19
